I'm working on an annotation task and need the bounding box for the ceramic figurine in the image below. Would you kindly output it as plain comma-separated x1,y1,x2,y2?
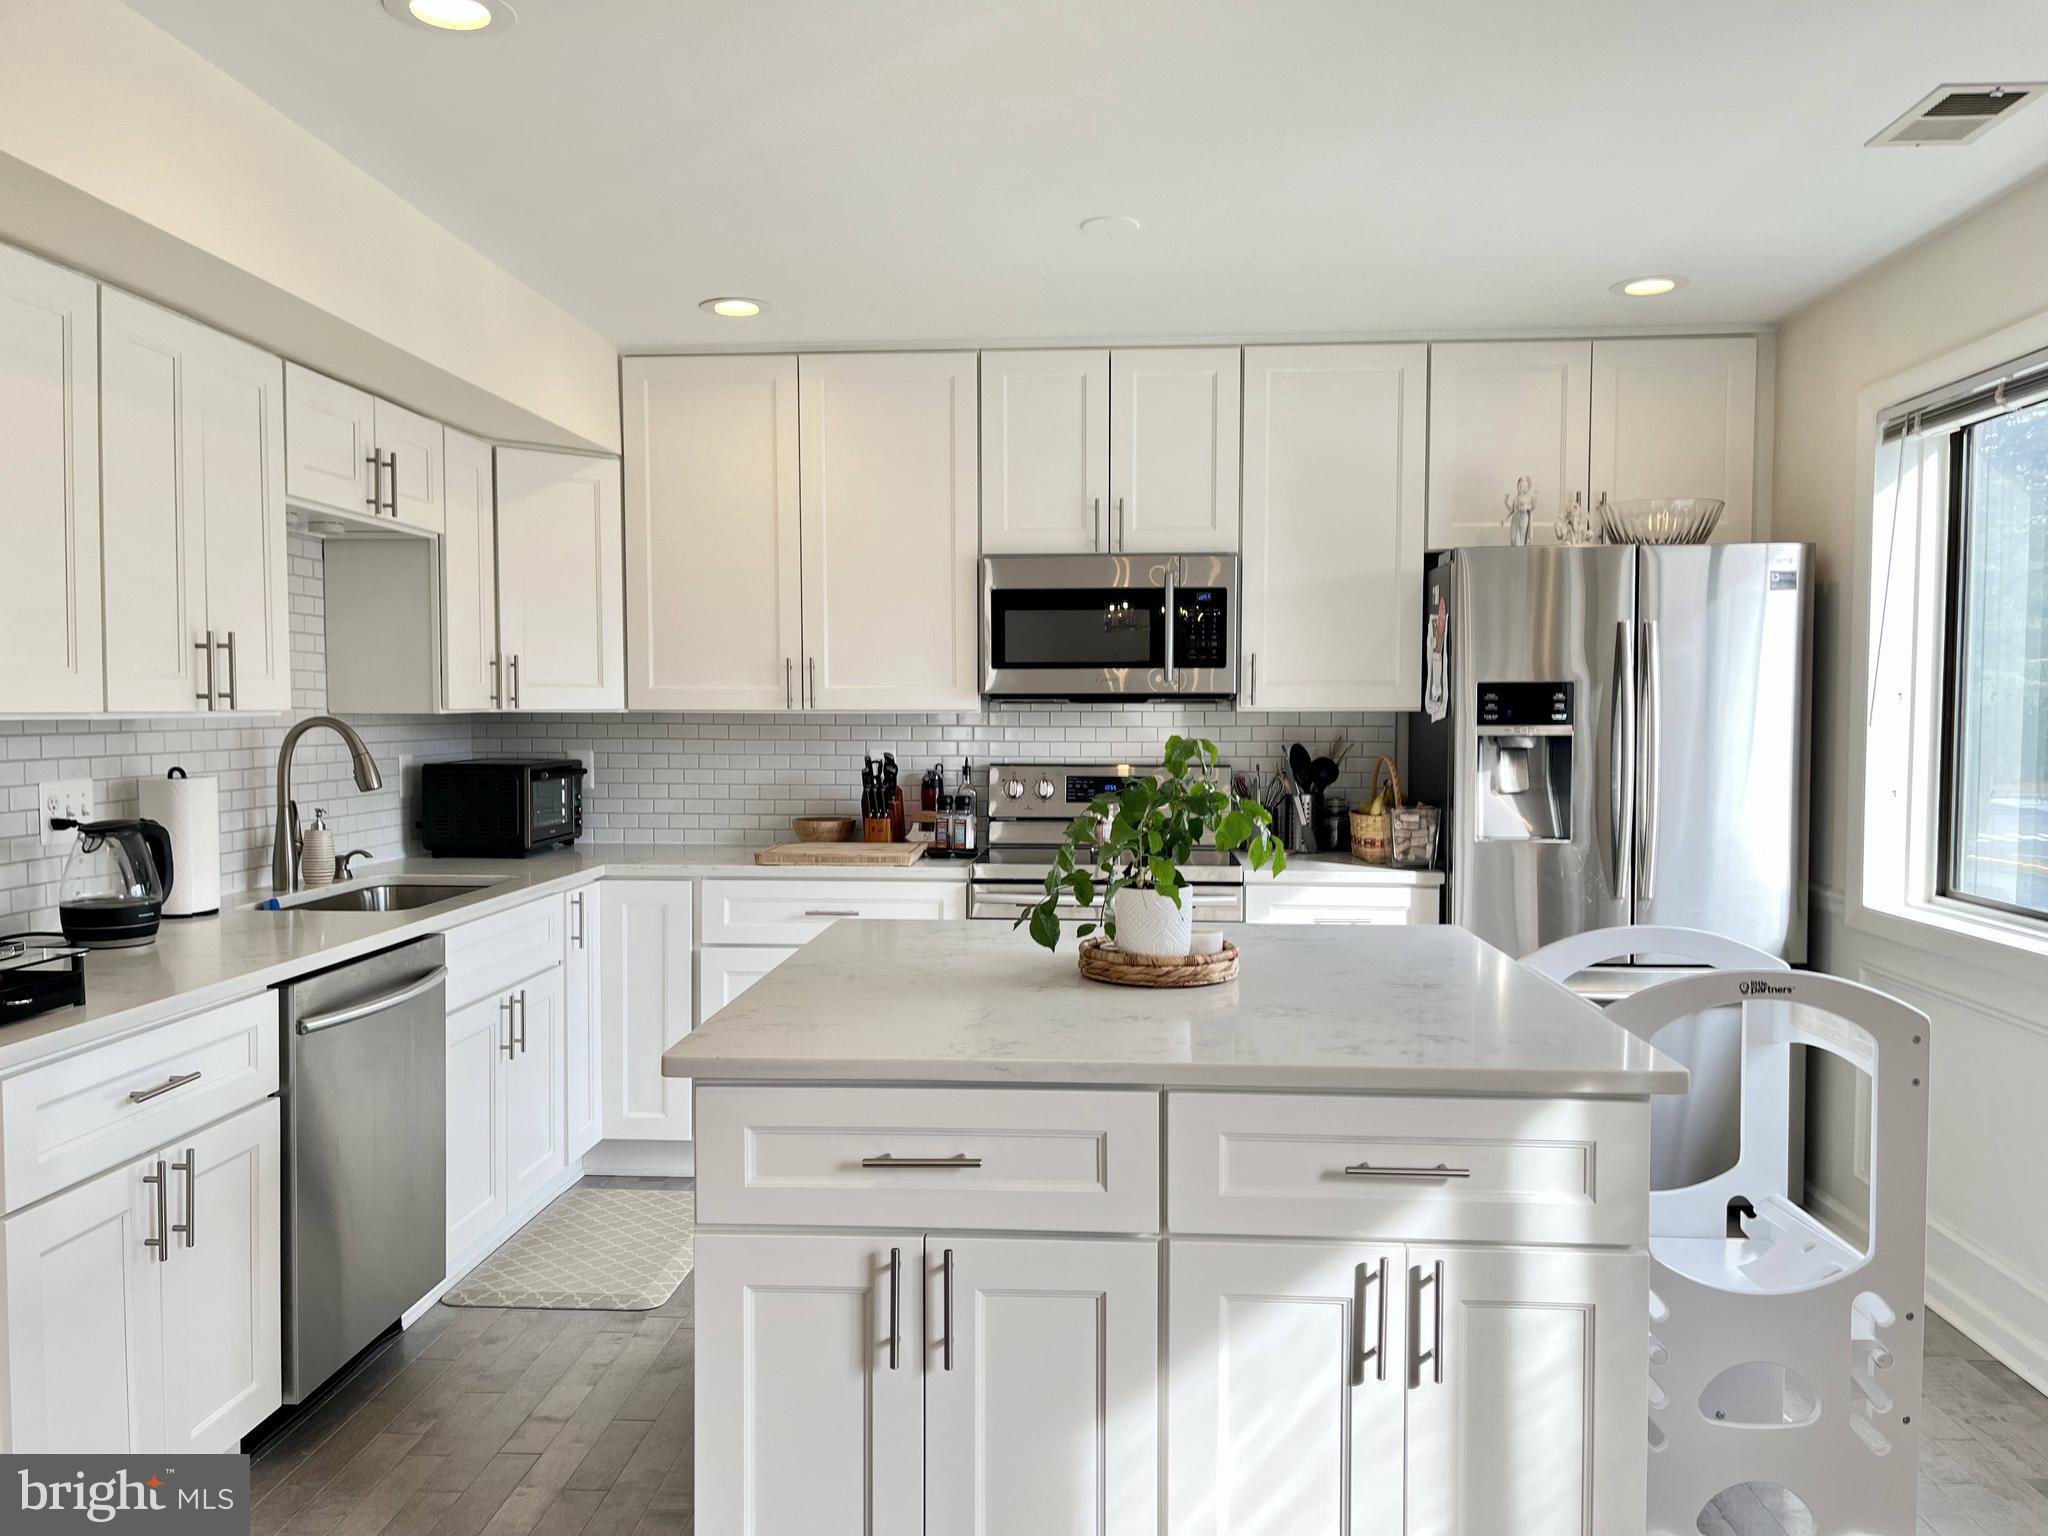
1501,476,1537,547
1555,490,1601,545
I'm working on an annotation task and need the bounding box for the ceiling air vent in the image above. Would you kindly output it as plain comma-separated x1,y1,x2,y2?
1869,84,2046,147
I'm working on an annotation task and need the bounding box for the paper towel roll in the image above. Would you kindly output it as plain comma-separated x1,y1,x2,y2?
138,768,220,918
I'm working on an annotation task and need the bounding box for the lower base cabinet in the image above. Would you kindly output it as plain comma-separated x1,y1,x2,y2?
1168,1239,1646,1536
445,965,566,1265
697,1230,1159,1536
600,881,696,1141
0,1098,281,1453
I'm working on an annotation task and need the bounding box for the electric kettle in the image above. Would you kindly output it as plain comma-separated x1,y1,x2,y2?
54,818,176,947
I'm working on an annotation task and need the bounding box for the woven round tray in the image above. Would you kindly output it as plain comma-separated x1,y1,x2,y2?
1077,937,1239,988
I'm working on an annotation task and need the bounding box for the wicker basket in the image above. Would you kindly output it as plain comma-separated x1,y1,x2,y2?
1078,937,1239,988
1349,756,1401,865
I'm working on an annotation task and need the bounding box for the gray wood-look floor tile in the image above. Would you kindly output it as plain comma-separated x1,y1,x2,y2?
254,1177,2040,1536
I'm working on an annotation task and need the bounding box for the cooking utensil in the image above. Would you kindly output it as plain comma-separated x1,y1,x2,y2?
1308,756,1339,791
1289,743,1314,791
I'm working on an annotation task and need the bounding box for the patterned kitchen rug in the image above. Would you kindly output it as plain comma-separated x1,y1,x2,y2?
443,1186,694,1310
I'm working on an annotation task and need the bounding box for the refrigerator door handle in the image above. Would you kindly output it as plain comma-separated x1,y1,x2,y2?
1609,619,1634,897
1635,619,1661,902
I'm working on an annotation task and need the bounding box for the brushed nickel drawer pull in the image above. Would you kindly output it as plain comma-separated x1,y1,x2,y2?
1343,1161,1471,1180
859,1153,983,1170
804,909,859,918
129,1070,202,1105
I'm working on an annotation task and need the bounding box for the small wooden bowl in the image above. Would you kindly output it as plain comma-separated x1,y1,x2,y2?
793,815,856,843
1078,937,1239,988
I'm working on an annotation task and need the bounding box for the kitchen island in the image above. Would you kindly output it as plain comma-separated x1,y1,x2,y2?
664,920,1685,1536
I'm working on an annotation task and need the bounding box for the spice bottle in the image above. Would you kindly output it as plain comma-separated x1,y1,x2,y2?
952,760,978,858
933,792,953,854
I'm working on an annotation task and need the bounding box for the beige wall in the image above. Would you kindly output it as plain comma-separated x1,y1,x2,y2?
0,0,619,453
1775,165,2048,890
1776,164,2048,1390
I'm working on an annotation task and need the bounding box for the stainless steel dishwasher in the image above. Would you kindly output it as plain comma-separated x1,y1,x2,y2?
279,935,447,1404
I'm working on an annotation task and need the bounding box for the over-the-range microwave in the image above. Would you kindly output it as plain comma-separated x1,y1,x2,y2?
980,553,1237,700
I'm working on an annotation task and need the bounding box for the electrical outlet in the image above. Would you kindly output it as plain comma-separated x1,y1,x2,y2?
575,750,596,789
39,779,96,849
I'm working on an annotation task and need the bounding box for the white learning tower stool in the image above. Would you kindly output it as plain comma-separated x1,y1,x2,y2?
1526,928,1931,1536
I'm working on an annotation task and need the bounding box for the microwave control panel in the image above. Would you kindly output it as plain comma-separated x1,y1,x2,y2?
1174,589,1230,668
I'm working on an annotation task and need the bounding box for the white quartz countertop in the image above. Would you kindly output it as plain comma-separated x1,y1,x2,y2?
0,843,969,1074
663,921,1687,1095
1266,854,1443,886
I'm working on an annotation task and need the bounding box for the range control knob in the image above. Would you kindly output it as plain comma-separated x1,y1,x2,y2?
1036,778,1058,800
1005,779,1026,799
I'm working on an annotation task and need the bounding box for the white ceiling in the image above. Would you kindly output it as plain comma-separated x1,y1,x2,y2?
124,0,2048,348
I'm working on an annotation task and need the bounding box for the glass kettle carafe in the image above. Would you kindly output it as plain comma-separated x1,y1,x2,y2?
55,818,176,948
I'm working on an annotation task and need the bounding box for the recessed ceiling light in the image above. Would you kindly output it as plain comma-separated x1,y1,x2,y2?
1612,275,1686,297
1079,215,1142,237
381,0,515,34
699,297,768,318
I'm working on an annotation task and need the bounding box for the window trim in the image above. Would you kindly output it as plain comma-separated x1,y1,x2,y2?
1852,308,2048,972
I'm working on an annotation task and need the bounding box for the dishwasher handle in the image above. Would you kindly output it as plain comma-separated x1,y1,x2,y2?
296,966,449,1034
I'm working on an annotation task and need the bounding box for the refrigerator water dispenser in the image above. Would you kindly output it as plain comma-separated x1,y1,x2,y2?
1474,681,1574,842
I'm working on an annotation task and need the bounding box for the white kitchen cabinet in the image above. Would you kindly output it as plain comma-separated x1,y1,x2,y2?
0,245,101,714
622,354,803,710
373,396,445,533
1168,1240,1406,1536
798,352,979,711
698,876,967,945
599,880,695,1142
444,989,509,1262
925,1236,1159,1536
1426,340,1593,549
0,1155,164,1451
1403,1246,1645,1536
500,967,566,1210
696,1231,924,1536
1239,343,1427,710
440,426,500,711
697,944,797,1022
980,349,1110,553
564,887,602,1161
1109,346,1241,552
157,1100,282,1455
0,1098,280,1455
101,291,289,714
1245,880,1441,926
1590,336,1758,541
283,363,376,519
495,447,626,710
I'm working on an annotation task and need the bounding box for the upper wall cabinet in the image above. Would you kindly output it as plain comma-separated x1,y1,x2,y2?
1240,345,1427,711
440,428,499,711
623,355,802,711
1426,340,1592,550
1427,336,1758,549
284,363,444,534
1111,347,1242,553
101,292,289,714
1590,336,1757,541
799,352,979,712
980,349,1110,554
495,448,625,711
0,245,101,715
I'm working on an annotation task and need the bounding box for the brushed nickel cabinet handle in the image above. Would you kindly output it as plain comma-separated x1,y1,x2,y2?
1343,1161,1471,1180
805,909,859,918
888,1246,901,1370
941,1247,955,1372
510,653,521,709
571,891,586,949
365,451,382,511
1093,496,1102,550
218,631,238,709
785,657,793,709
515,989,528,1055
490,654,502,708
1354,1257,1389,1386
144,1159,169,1263
1248,652,1255,707
129,1070,202,1105
1411,1260,1445,1387
195,630,218,707
859,1153,982,1170
1115,495,1125,550
500,995,516,1057
807,656,816,709
384,450,400,515
172,1147,196,1249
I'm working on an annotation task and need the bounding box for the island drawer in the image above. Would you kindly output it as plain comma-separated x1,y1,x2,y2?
695,1085,1161,1233
1166,1091,1648,1246
698,878,965,946
0,992,279,1214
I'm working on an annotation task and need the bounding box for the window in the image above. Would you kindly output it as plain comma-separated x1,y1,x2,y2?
1942,397,2048,919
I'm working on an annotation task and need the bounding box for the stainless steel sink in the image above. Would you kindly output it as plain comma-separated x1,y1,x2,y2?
284,882,492,914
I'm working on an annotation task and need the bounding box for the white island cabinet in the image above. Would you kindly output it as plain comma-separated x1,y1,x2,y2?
667,920,1683,1536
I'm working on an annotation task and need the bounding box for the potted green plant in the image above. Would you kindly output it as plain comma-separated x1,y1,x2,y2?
1016,735,1287,956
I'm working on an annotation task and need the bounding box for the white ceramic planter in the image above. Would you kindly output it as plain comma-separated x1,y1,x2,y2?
1113,887,1193,957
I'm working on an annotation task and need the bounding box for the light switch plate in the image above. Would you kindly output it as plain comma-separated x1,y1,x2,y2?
38,779,96,848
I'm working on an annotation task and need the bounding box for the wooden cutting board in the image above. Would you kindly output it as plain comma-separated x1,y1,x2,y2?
753,841,930,868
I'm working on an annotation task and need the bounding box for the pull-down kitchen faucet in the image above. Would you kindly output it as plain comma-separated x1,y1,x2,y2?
272,716,382,893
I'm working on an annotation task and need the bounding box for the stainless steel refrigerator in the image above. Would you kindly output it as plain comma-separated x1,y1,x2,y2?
1409,543,1813,963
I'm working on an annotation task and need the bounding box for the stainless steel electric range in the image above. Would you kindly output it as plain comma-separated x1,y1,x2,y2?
966,762,1245,924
